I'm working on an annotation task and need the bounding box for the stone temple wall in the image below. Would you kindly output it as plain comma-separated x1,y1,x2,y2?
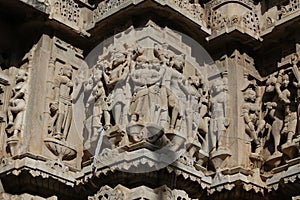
0,0,300,199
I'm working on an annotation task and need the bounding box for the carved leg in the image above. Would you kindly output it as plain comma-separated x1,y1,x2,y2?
170,107,179,130
272,118,283,154
286,113,297,144
257,120,266,137
185,109,193,140
62,106,72,139
210,122,217,151
113,103,122,125
55,112,64,137
287,131,295,144
91,114,102,143
12,112,23,138
217,130,227,149
298,104,300,135
7,109,14,126
104,110,111,127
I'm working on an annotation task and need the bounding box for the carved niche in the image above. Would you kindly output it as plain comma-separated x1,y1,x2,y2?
43,37,87,171
73,21,216,172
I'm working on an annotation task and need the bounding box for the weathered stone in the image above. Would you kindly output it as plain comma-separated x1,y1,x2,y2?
0,0,300,199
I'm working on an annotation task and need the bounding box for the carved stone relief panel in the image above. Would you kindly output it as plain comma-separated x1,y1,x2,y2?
6,69,28,139
91,0,207,30
88,184,194,200
49,0,89,35
279,0,300,19
73,21,220,173
206,0,261,39
1,49,35,158
0,193,57,200
0,35,86,172
42,37,87,171
171,0,206,23
0,72,9,122
0,70,10,159
240,53,300,172
260,0,300,34
241,75,266,169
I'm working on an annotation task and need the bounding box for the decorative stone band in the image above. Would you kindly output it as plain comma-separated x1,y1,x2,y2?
88,184,195,200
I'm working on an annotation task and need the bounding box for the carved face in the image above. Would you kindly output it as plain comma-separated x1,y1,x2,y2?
112,51,126,67
77,68,86,81
98,60,109,71
131,58,163,86
212,80,224,94
63,65,72,78
282,74,289,88
84,75,94,92
16,70,27,82
93,67,102,82
266,75,276,92
246,89,256,102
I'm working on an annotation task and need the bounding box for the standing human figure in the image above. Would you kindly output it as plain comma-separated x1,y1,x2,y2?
6,69,28,139
210,79,227,151
50,64,73,140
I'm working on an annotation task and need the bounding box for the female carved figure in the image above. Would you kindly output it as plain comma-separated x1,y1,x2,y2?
50,64,73,140
105,48,130,126
293,80,300,136
276,71,297,145
210,79,227,150
6,69,28,139
291,54,300,137
166,89,180,131
264,73,284,155
86,66,111,144
242,87,265,152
